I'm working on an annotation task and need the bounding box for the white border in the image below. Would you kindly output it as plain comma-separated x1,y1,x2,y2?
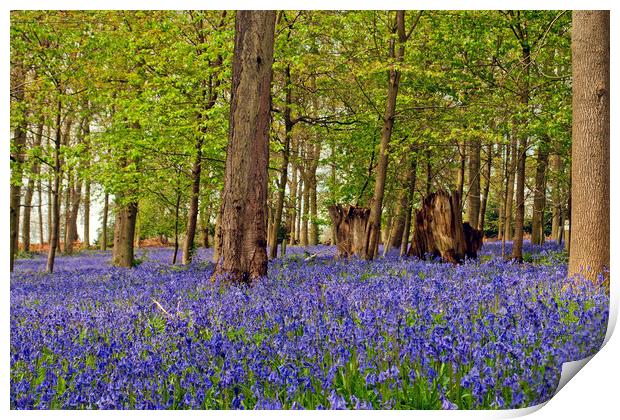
2,1,618,419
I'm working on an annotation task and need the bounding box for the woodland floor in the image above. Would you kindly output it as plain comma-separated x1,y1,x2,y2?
10,241,608,409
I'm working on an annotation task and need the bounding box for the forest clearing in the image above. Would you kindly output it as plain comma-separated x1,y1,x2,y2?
9,10,609,410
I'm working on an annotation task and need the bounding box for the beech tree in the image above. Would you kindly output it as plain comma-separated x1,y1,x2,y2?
568,11,609,288
213,11,276,283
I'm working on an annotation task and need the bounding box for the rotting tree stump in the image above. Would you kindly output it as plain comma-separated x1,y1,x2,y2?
407,190,483,263
328,204,371,258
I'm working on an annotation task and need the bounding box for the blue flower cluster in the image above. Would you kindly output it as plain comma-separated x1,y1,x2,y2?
10,241,608,409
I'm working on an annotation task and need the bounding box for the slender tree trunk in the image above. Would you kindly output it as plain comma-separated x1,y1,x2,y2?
173,192,181,264
269,64,292,258
100,192,109,251
309,169,319,245
531,143,549,245
550,154,561,241
502,134,518,258
46,97,63,273
400,155,417,256
295,175,303,244
569,12,609,287
83,181,90,248
22,122,43,252
426,148,432,196
38,177,44,245
301,172,310,246
288,147,299,245
213,10,276,283
65,177,82,254
365,10,407,260
456,141,465,200
478,142,492,232
498,144,506,240
182,134,203,264
10,61,27,270
467,138,481,225
511,38,532,262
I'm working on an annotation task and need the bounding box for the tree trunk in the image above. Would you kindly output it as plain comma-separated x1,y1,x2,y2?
10,61,27,270
400,155,417,257
46,97,63,273
497,144,506,240
456,141,465,199
112,200,138,267
83,181,90,248
213,208,222,263
328,204,370,258
288,148,299,245
269,64,292,259
173,192,181,264
100,192,109,251
569,11,609,288
426,148,432,196
65,177,82,254
550,154,561,241
22,122,43,252
478,142,492,232
182,133,203,264
502,134,518,258
389,178,407,249
531,143,549,245
408,190,481,263
38,177,44,245
301,172,310,246
467,138,481,226
213,10,276,284
365,10,407,260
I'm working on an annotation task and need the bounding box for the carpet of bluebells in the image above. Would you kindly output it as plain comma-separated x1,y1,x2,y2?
11,241,608,409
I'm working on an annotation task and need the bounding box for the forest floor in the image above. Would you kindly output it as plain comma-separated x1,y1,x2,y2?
10,241,608,409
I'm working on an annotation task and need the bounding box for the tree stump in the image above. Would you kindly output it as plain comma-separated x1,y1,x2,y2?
407,190,482,263
328,204,371,258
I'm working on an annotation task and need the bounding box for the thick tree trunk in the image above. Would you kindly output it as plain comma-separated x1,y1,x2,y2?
46,98,63,273
467,138,481,226
407,191,482,263
269,65,292,258
531,144,549,245
478,142,492,232
10,61,27,270
213,10,276,284
328,204,370,258
100,192,109,251
365,10,407,260
112,200,138,267
400,156,417,257
569,10,609,288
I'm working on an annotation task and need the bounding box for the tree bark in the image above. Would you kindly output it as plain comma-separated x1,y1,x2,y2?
502,133,518,258
10,61,27,270
531,143,549,245
467,138,481,226
269,64,292,258
65,176,82,254
83,180,90,248
213,10,276,284
301,170,310,246
456,141,465,199
550,153,561,241
112,200,138,267
173,192,181,264
46,97,63,273
365,10,407,260
328,204,370,258
569,10,609,288
22,122,44,252
478,142,492,232
400,155,417,257
100,192,109,251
